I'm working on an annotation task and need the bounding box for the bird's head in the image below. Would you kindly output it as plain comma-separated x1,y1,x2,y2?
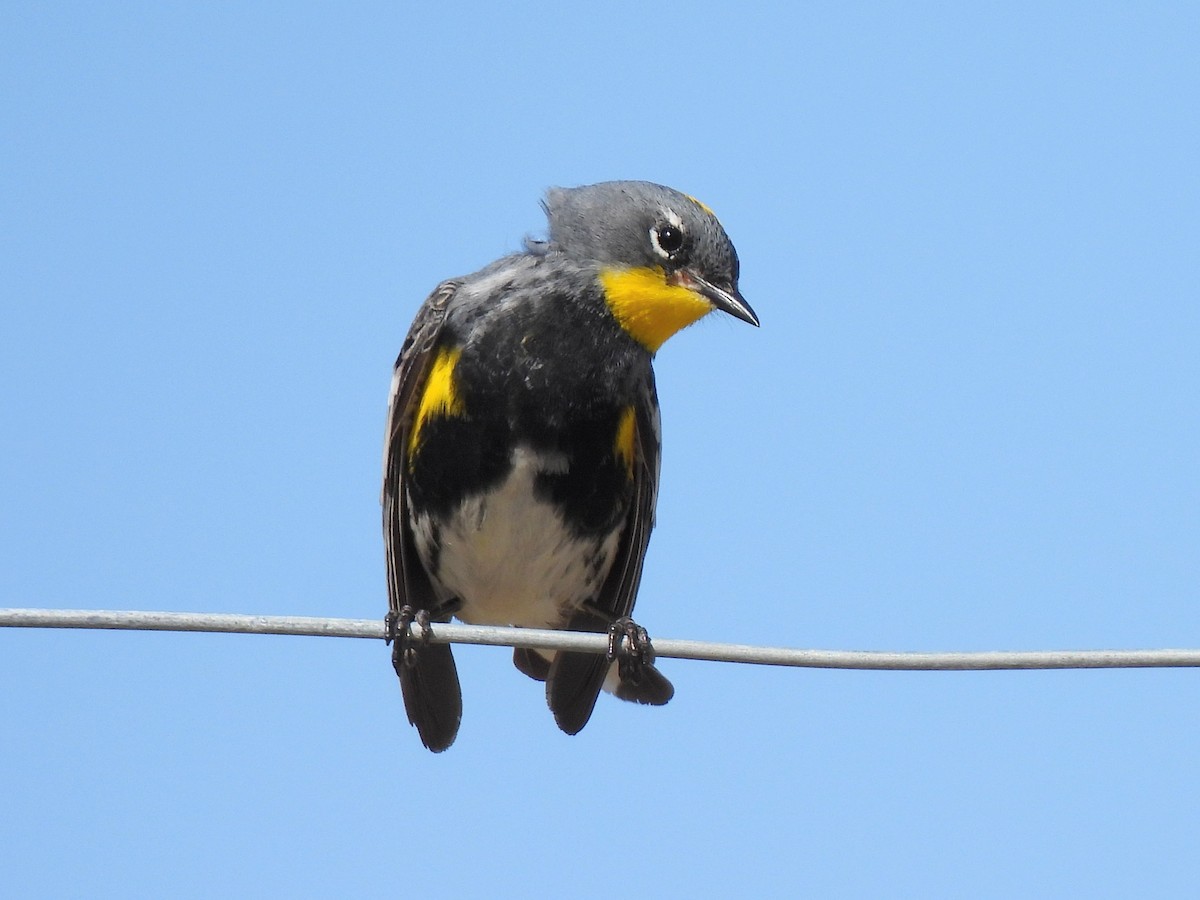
540,181,758,352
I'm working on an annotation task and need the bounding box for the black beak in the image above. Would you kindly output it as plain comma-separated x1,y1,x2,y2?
669,270,760,327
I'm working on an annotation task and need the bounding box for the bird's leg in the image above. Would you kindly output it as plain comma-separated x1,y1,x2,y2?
606,616,656,684
385,605,429,669
385,600,461,671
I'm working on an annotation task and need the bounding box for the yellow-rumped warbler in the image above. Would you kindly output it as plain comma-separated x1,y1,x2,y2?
383,181,758,751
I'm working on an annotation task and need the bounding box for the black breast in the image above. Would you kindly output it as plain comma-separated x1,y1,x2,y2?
408,279,651,538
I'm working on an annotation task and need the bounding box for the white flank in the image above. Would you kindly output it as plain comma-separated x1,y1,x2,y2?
418,446,620,630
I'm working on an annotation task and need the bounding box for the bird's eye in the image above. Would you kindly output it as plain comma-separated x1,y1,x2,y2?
650,223,685,259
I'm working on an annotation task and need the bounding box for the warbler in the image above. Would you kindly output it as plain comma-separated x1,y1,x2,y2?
382,181,758,751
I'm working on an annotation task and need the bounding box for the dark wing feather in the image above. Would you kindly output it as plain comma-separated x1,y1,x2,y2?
605,371,663,620
546,370,672,734
382,281,463,752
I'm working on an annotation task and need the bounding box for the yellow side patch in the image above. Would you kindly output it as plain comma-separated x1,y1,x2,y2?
686,194,716,218
613,406,637,479
409,347,465,457
599,266,713,353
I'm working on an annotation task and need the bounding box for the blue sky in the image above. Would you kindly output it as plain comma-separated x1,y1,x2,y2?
2,2,1197,896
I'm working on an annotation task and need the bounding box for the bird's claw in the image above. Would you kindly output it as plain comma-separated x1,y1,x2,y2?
607,616,655,682
386,605,432,669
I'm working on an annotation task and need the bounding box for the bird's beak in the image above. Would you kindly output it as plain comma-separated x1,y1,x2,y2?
669,270,760,327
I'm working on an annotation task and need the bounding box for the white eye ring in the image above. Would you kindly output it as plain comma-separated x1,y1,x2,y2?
650,210,686,260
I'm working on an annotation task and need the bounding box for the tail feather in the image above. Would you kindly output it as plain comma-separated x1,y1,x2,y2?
396,643,462,753
546,649,609,736
613,662,674,705
512,646,551,682
545,611,676,733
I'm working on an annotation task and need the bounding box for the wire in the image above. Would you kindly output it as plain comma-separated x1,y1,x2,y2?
3,607,1198,670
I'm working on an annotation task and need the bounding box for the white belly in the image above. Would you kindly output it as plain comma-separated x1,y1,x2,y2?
414,447,621,629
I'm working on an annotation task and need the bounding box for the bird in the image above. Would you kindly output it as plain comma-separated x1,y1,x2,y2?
382,180,758,751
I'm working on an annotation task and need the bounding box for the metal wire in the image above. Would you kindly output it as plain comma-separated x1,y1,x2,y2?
3,607,1198,670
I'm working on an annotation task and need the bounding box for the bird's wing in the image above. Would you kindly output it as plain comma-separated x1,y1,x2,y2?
595,369,662,620
382,280,455,611
381,280,462,752
546,369,665,733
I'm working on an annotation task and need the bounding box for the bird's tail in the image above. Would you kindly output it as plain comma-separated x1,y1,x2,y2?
396,642,462,753
542,611,673,735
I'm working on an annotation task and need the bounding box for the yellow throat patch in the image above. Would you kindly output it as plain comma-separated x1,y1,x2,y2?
409,346,465,458
598,266,712,353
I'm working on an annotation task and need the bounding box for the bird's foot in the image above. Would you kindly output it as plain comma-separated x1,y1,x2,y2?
385,605,432,670
606,616,655,682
